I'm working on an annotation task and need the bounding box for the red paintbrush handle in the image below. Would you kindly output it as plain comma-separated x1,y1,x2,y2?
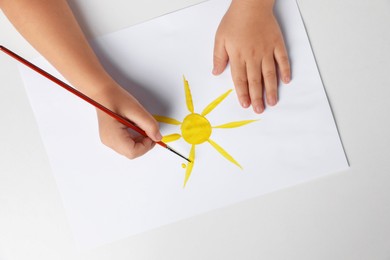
0,45,167,149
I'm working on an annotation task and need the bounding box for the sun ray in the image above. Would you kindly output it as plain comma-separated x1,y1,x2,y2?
162,133,182,143
153,115,182,125
213,119,258,129
207,139,242,169
183,145,195,187
183,75,194,113
201,89,232,116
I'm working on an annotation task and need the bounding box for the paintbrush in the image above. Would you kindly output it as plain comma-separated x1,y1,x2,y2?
0,45,190,162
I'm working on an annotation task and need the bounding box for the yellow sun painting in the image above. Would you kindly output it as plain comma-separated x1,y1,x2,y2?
154,76,258,187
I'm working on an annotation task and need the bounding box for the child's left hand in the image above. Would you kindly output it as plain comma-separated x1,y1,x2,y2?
213,0,291,114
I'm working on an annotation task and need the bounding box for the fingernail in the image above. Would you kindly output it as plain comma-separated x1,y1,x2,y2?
212,67,218,75
155,133,162,141
284,76,290,83
269,96,277,106
242,100,249,108
254,105,263,114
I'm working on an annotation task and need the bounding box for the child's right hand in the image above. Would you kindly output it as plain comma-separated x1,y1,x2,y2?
0,0,163,159
93,83,162,159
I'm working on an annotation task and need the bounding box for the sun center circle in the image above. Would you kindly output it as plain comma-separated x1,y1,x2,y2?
181,113,212,144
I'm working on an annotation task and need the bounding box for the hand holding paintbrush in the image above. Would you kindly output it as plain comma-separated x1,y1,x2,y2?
0,45,190,162
0,0,167,160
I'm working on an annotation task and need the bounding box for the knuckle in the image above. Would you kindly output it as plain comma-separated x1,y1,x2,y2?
124,150,137,160
250,92,263,103
263,70,276,79
248,47,259,58
279,55,290,65
251,97,263,107
213,54,224,63
238,93,250,101
265,87,277,95
249,78,262,87
234,77,249,87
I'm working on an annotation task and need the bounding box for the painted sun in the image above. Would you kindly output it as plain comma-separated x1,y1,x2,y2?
154,76,258,187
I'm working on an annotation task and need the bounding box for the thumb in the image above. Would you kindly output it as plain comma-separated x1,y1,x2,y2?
126,105,162,142
212,37,229,75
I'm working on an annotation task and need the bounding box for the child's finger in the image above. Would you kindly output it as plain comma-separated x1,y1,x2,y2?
246,59,264,114
115,132,155,159
212,36,229,75
230,57,250,108
122,135,155,159
274,42,291,84
262,55,278,106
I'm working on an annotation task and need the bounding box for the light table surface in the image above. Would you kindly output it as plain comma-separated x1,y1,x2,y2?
1,0,389,259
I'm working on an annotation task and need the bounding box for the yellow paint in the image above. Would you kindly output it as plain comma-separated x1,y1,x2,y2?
183,145,195,187
162,133,182,143
213,120,258,129
183,76,194,113
201,89,232,116
154,115,181,125
181,113,212,144
154,75,258,187
208,139,242,169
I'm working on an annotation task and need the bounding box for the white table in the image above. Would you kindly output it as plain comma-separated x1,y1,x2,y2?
1,0,389,259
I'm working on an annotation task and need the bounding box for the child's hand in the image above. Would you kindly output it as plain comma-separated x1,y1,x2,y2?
94,83,162,159
0,0,163,159
213,0,291,114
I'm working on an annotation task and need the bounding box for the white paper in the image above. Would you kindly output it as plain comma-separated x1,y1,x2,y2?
18,0,348,249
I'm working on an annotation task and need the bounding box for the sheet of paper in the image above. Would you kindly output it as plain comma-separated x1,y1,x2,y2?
18,0,348,249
